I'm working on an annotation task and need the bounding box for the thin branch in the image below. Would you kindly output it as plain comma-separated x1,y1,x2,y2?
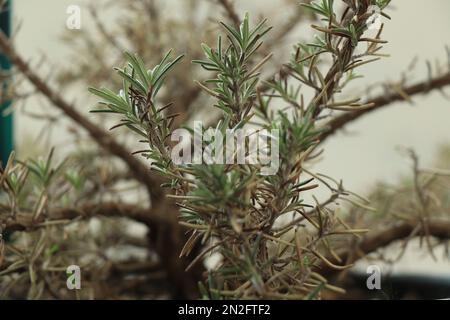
217,0,240,27
320,72,450,144
266,0,314,50
321,218,450,275
88,4,125,53
2,202,163,233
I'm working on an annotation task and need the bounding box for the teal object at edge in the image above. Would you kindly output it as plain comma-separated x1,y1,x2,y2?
0,0,13,167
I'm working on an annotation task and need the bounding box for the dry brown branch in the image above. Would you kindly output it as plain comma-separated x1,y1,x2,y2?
320,72,450,144
217,0,241,27
321,218,450,275
2,202,161,233
88,5,125,53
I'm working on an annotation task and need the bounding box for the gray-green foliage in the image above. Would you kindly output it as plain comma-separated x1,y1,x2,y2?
88,1,393,298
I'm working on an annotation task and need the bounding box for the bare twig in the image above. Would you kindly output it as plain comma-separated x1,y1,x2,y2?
320,72,450,143
321,219,450,275
217,0,240,27
3,202,162,233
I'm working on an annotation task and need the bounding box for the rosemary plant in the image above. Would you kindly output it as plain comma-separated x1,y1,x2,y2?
2,0,450,300
88,1,392,299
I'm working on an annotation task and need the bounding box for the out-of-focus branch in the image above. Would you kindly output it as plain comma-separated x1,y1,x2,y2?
0,31,164,200
321,218,450,275
319,72,450,144
266,0,314,50
217,0,240,27
169,85,201,129
88,4,125,53
3,202,162,233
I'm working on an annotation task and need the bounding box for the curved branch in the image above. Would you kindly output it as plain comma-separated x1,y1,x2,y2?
217,0,241,27
321,218,450,275
319,72,450,144
2,202,164,233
